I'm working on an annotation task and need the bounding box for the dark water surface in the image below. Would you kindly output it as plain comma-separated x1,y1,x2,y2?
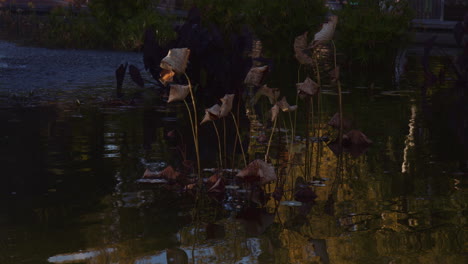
0,41,466,264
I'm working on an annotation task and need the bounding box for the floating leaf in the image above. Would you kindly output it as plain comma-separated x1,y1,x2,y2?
294,32,314,65
160,48,190,74
168,84,190,103
313,15,338,45
129,65,144,88
159,166,181,181
160,69,175,85
244,65,268,87
200,104,221,124
236,159,277,185
219,94,235,118
142,168,159,179
296,77,319,96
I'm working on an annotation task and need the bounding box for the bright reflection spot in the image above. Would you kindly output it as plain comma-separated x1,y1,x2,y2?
402,104,417,173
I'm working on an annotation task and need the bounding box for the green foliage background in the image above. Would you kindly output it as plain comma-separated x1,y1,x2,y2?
190,0,327,58
334,0,414,65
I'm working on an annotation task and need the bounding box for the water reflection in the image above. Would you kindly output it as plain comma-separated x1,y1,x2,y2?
0,56,467,264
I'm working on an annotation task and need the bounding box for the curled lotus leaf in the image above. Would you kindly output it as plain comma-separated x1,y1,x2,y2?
296,77,320,96
313,15,338,46
219,94,235,118
236,159,277,185
200,104,221,124
160,48,190,74
168,84,190,103
244,65,268,87
160,69,175,85
294,32,314,65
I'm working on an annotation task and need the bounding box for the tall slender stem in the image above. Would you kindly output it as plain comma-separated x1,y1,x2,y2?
212,121,223,169
265,117,278,162
231,112,247,167
331,41,343,145
184,73,201,181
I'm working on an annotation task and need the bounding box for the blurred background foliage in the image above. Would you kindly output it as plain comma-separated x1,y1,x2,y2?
334,0,414,66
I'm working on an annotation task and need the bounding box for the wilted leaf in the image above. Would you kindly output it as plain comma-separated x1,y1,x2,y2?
294,32,314,65
277,97,297,112
296,77,319,96
343,129,373,146
219,94,235,118
142,168,159,179
159,166,181,181
168,84,190,103
327,113,352,130
207,173,225,193
129,65,144,88
313,15,338,46
258,85,280,104
236,159,277,185
244,65,268,87
200,104,221,124
160,48,190,74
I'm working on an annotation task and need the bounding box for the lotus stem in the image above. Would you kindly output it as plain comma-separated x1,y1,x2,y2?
288,112,295,161
184,73,201,181
331,40,343,145
265,116,278,162
230,112,247,167
223,118,227,169
212,121,223,169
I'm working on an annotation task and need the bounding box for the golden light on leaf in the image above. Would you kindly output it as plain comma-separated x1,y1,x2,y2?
294,32,314,65
168,84,190,103
160,48,190,74
200,104,221,124
160,69,175,85
296,77,320,96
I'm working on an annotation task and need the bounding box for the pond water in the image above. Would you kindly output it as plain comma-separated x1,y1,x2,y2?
0,40,466,264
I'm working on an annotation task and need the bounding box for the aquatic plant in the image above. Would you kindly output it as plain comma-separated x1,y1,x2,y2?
162,48,202,181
